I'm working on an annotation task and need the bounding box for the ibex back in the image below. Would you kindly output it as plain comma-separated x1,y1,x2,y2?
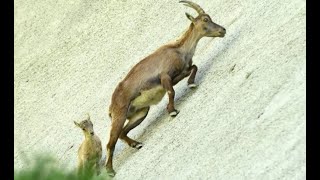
105,1,226,176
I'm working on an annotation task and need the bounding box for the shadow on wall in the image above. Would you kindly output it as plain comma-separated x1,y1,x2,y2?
198,27,241,84
175,27,241,104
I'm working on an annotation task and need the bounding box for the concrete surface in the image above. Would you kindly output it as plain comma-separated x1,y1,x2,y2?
14,0,306,179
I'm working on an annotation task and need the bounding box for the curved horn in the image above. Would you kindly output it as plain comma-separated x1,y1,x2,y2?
179,0,205,15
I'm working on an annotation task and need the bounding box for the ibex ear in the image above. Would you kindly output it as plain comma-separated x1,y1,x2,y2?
185,13,195,23
74,121,80,127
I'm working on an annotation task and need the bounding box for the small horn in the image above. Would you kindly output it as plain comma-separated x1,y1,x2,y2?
86,113,90,120
179,0,205,15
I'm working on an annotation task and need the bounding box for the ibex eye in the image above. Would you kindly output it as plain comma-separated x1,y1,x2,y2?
203,18,208,22
82,128,85,130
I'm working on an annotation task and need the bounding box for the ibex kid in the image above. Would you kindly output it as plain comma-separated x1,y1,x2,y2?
74,114,102,176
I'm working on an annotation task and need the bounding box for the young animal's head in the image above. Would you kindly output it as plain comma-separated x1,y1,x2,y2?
74,114,95,137
180,0,226,37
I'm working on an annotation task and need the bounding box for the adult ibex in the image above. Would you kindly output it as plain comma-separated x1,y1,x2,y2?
105,1,226,176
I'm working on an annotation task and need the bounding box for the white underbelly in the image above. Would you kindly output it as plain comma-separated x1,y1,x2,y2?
131,86,166,109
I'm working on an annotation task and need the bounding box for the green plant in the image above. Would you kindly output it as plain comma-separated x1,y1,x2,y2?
14,154,109,180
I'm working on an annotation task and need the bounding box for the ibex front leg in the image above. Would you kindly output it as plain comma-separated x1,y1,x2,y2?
160,73,179,116
187,65,198,88
172,64,198,87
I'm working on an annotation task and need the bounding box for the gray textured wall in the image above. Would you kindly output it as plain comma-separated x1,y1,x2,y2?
14,0,306,179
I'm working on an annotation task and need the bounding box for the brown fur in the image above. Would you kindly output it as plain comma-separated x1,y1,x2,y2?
105,1,226,176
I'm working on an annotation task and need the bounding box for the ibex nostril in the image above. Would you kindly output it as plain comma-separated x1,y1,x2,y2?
91,132,94,135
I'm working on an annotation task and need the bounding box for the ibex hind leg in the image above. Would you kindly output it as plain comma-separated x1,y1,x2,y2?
106,109,127,177
120,107,150,149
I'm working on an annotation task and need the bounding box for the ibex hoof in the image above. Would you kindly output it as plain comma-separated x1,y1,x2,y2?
169,110,179,117
188,83,197,88
131,142,143,149
106,168,116,177
136,143,143,149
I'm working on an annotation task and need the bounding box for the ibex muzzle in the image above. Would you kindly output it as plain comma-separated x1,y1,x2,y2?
105,1,226,177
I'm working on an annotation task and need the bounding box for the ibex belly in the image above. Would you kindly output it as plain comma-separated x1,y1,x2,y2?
131,86,166,109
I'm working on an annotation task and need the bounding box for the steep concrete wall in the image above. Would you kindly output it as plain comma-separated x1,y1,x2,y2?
14,0,305,179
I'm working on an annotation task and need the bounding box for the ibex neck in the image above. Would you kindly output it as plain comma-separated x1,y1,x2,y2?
84,133,93,140
176,24,203,56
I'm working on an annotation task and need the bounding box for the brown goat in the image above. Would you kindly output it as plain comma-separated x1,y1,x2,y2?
105,1,226,176
74,114,102,176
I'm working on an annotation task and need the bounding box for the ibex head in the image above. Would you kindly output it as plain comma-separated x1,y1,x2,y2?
74,114,95,136
180,0,226,37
